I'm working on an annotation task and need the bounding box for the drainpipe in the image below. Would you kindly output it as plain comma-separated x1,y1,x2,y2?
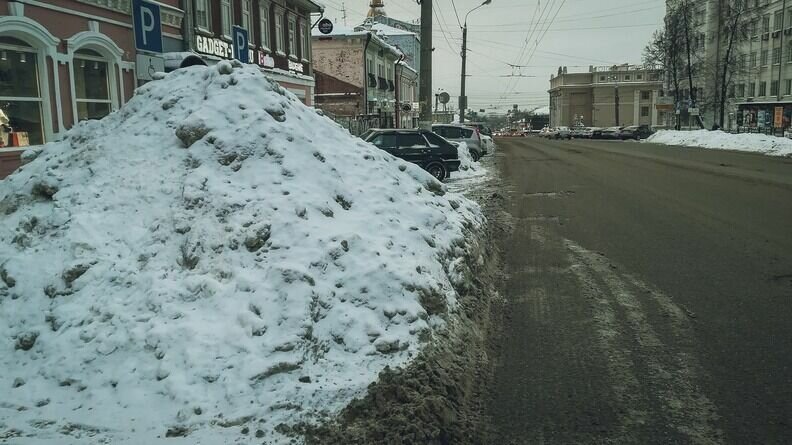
363,33,372,115
395,53,405,128
182,0,194,53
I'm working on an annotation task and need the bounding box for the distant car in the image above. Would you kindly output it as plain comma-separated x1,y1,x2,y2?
432,124,485,159
554,126,572,139
620,125,655,140
362,129,461,181
593,127,622,140
466,122,493,137
570,127,593,138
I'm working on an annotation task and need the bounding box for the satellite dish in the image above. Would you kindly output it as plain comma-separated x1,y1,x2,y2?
438,92,450,104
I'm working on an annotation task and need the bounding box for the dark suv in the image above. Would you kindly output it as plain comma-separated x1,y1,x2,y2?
361,129,461,180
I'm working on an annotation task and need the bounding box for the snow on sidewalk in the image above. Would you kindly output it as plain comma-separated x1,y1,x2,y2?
646,129,792,157
0,61,483,444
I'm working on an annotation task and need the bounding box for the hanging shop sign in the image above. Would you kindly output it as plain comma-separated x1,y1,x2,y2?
258,52,275,68
774,106,783,128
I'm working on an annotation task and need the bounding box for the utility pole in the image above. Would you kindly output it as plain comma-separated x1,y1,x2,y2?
418,0,433,130
459,25,468,123
458,0,491,124
615,83,620,126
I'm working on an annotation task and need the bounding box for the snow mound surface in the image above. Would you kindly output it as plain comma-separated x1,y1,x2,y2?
0,62,482,443
452,142,487,180
647,129,792,157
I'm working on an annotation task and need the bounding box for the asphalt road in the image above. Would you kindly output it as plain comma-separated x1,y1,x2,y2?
484,136,792,444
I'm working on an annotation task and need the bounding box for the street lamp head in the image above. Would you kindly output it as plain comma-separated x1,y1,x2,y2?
482,0,492,5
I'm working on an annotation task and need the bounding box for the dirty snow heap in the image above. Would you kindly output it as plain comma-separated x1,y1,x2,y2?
0,61,482,444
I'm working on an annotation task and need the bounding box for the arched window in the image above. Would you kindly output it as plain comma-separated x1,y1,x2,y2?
73,48,111,121
0,36,45,145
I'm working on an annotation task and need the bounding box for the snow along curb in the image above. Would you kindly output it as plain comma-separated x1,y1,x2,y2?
646,129,792,157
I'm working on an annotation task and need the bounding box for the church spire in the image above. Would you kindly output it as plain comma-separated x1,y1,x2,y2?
367,0,387,17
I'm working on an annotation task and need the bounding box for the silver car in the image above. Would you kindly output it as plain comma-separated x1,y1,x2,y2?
432,124,485,161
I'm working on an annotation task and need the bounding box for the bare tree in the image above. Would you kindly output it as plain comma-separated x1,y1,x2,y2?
713,0,750,127
645,2,689,129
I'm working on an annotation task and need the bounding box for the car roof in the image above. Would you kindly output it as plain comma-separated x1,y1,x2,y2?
368,128,423,133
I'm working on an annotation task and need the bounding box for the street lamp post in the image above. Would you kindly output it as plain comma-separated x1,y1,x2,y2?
459,0,492,124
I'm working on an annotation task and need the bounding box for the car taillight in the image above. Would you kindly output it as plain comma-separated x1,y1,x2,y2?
474,128,481,140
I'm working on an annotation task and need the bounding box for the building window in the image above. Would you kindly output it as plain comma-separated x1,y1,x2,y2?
750,52,757,67
761,49,769,65
301,21,310,61
762,15,770,33
773,47,781,64
738,83,745,97
771,80,779,95
749,82,756,97
220,0,232,38
624,75,631,81
787,44,792,62
786,79,792,95
640,90,650,100
641,106,649,117
275,12,284,54
287,15,297,58
637,73,643,80
241,0,253,44
259,1,270,50
759,81,767,96
74,49,112,122
0,38,44,146
728,84,735,98
195,0,211,31
775,11,784,31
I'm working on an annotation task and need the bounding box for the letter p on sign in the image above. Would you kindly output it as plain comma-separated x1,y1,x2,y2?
232,26,249,63
133,0,163,53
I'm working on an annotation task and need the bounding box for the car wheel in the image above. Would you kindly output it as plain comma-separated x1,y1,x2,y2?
471,150,481,162
425,162,447,181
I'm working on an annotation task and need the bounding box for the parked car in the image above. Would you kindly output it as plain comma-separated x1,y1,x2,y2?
466,122,494,137
570,127,593,138
553,126,572,139
432,124,485,159
620,125,655,140
593,127,622,139
361,129,461,181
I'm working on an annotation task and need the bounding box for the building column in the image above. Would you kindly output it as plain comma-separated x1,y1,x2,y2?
633,89,640,125
651,90,659,127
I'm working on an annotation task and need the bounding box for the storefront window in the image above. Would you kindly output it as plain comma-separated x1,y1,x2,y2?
0,37,44,146
301,21,310,61
220,0,232,38
74,49,111,122
259,2,271,49
275,12,284,54
195,0,211,31
287,16,297,57
241,0,253,43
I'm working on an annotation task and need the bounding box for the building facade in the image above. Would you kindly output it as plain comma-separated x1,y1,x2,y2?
0,0,185,176
549,64,666,128
312,27,402,131
184,0,321,105
664,0,792,131
395,59,417,128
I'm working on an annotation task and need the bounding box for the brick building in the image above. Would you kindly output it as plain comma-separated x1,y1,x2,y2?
0,0,185,177
182,0,321,105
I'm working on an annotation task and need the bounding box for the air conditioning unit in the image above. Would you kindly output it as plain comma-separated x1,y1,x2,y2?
785,28,792,35
772,30,781,38
762,33,770,40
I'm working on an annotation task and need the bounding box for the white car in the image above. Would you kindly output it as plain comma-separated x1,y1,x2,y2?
553,126,572,139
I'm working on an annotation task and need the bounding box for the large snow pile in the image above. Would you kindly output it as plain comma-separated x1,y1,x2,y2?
0,61,482,444
452,142,486,180
647,129,792,157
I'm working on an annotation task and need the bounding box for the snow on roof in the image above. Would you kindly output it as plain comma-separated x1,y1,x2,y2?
312,26,403,57
0,61,481,443
370,22,418,37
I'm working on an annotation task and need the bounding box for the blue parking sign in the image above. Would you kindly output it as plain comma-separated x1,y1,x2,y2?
232,26,249,63
132,0,163,53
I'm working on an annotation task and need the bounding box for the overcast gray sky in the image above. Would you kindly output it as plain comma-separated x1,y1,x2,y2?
317,0,665,114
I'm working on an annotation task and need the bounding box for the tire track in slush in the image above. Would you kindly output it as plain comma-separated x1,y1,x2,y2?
564,234,725,444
